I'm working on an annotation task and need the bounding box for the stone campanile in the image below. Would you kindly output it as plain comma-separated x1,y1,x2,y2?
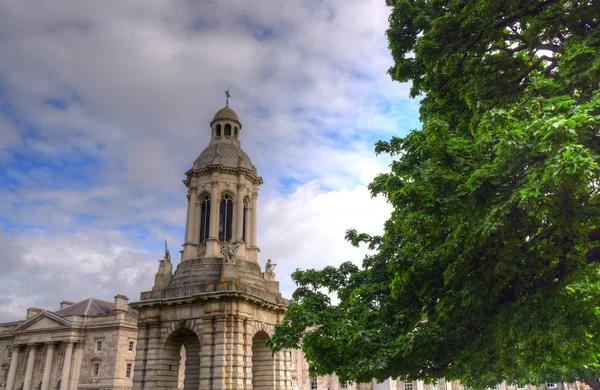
130,101,292,390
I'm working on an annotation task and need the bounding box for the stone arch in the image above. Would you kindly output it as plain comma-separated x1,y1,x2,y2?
252,330,275,390
158,328,200,390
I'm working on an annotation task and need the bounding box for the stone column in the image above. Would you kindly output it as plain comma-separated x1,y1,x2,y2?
207,179,221,257
235,186,245,241
192,190,201,244
22,344,37,390
68,343,84,390
5,345,20,390
251,193,258,247
183,186,198,260
40,342,55,390
59,342,74,390
209,179,220,240
184,189,193,243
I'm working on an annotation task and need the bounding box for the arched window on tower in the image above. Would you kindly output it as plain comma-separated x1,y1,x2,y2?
242,199,248,242
216,124,222,137
234,127,238,138
224,124,232,137
199,195,211,243
219,194,233,241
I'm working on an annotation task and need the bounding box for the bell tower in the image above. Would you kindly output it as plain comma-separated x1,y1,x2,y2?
131,99,292,390
181,101,261,263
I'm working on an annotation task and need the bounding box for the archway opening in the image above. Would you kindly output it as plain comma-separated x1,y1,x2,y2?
252,331,275,390
160,328,200,390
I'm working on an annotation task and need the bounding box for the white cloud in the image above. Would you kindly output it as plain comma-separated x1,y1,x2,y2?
260,182,391,299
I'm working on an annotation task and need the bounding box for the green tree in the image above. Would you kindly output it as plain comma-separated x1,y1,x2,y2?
269,0,600,388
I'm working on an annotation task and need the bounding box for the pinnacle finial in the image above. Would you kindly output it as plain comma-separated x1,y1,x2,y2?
164,239,168,250
225,89,231,107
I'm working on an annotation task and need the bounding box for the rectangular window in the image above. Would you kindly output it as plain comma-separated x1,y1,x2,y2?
96,341,102,352
2,369,8,384
405,382,414,390
93,363,100,377
547,384,557,389
126,363,132,378
310,375,318,390
128,341,134,351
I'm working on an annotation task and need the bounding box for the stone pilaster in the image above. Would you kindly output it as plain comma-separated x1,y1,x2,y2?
59,342,74,390
243,319,253,389
274,350,286,390
199,317,215,390
212,316,227,390
40,342,55,390
137,321,162,390
5,345,20,390
231,316,245,388
226,315,234,390
68,343,84,390
22,344,37,390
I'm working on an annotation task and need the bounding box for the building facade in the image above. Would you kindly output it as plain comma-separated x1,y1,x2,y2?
0,296,138,390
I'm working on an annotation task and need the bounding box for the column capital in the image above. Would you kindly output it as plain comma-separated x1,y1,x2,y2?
62,340,76,346
43,341,56,346
26,343,37,349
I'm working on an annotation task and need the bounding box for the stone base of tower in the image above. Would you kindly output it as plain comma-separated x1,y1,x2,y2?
131,257,292,390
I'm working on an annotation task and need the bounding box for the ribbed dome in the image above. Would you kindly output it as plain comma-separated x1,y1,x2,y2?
195,142,256,173
213,106,239,122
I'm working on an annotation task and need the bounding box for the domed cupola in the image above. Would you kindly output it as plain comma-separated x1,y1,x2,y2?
194,104,256,173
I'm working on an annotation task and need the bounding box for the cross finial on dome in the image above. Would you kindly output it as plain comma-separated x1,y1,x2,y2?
225,89,231,107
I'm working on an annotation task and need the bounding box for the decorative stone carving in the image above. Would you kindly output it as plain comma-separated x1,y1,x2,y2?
197,243,206,258
222,242,241,264
264,258,277,280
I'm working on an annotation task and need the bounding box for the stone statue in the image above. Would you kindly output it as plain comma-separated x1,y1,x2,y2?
223,242,241,264
264,258,277,280
154,240,173,294
164,239,171,263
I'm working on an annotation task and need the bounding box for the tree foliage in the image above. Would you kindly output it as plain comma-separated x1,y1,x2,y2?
269,0,600,388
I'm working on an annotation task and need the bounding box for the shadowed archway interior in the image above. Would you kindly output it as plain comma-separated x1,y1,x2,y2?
252,331,275,390
159,328,200,390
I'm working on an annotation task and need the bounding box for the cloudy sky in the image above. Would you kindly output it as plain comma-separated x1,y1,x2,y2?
0,0,420,322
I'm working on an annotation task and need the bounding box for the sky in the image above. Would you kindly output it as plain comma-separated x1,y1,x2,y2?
0,0,420,322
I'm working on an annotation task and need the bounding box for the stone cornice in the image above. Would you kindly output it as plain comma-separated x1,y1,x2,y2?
184,166,263,186
131,289,288,313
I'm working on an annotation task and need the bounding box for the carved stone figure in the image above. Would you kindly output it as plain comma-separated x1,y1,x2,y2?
164,240,171,263
223,242,241,264
264,258,277,280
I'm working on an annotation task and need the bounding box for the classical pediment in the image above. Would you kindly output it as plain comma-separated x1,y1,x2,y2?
11,312,71,333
